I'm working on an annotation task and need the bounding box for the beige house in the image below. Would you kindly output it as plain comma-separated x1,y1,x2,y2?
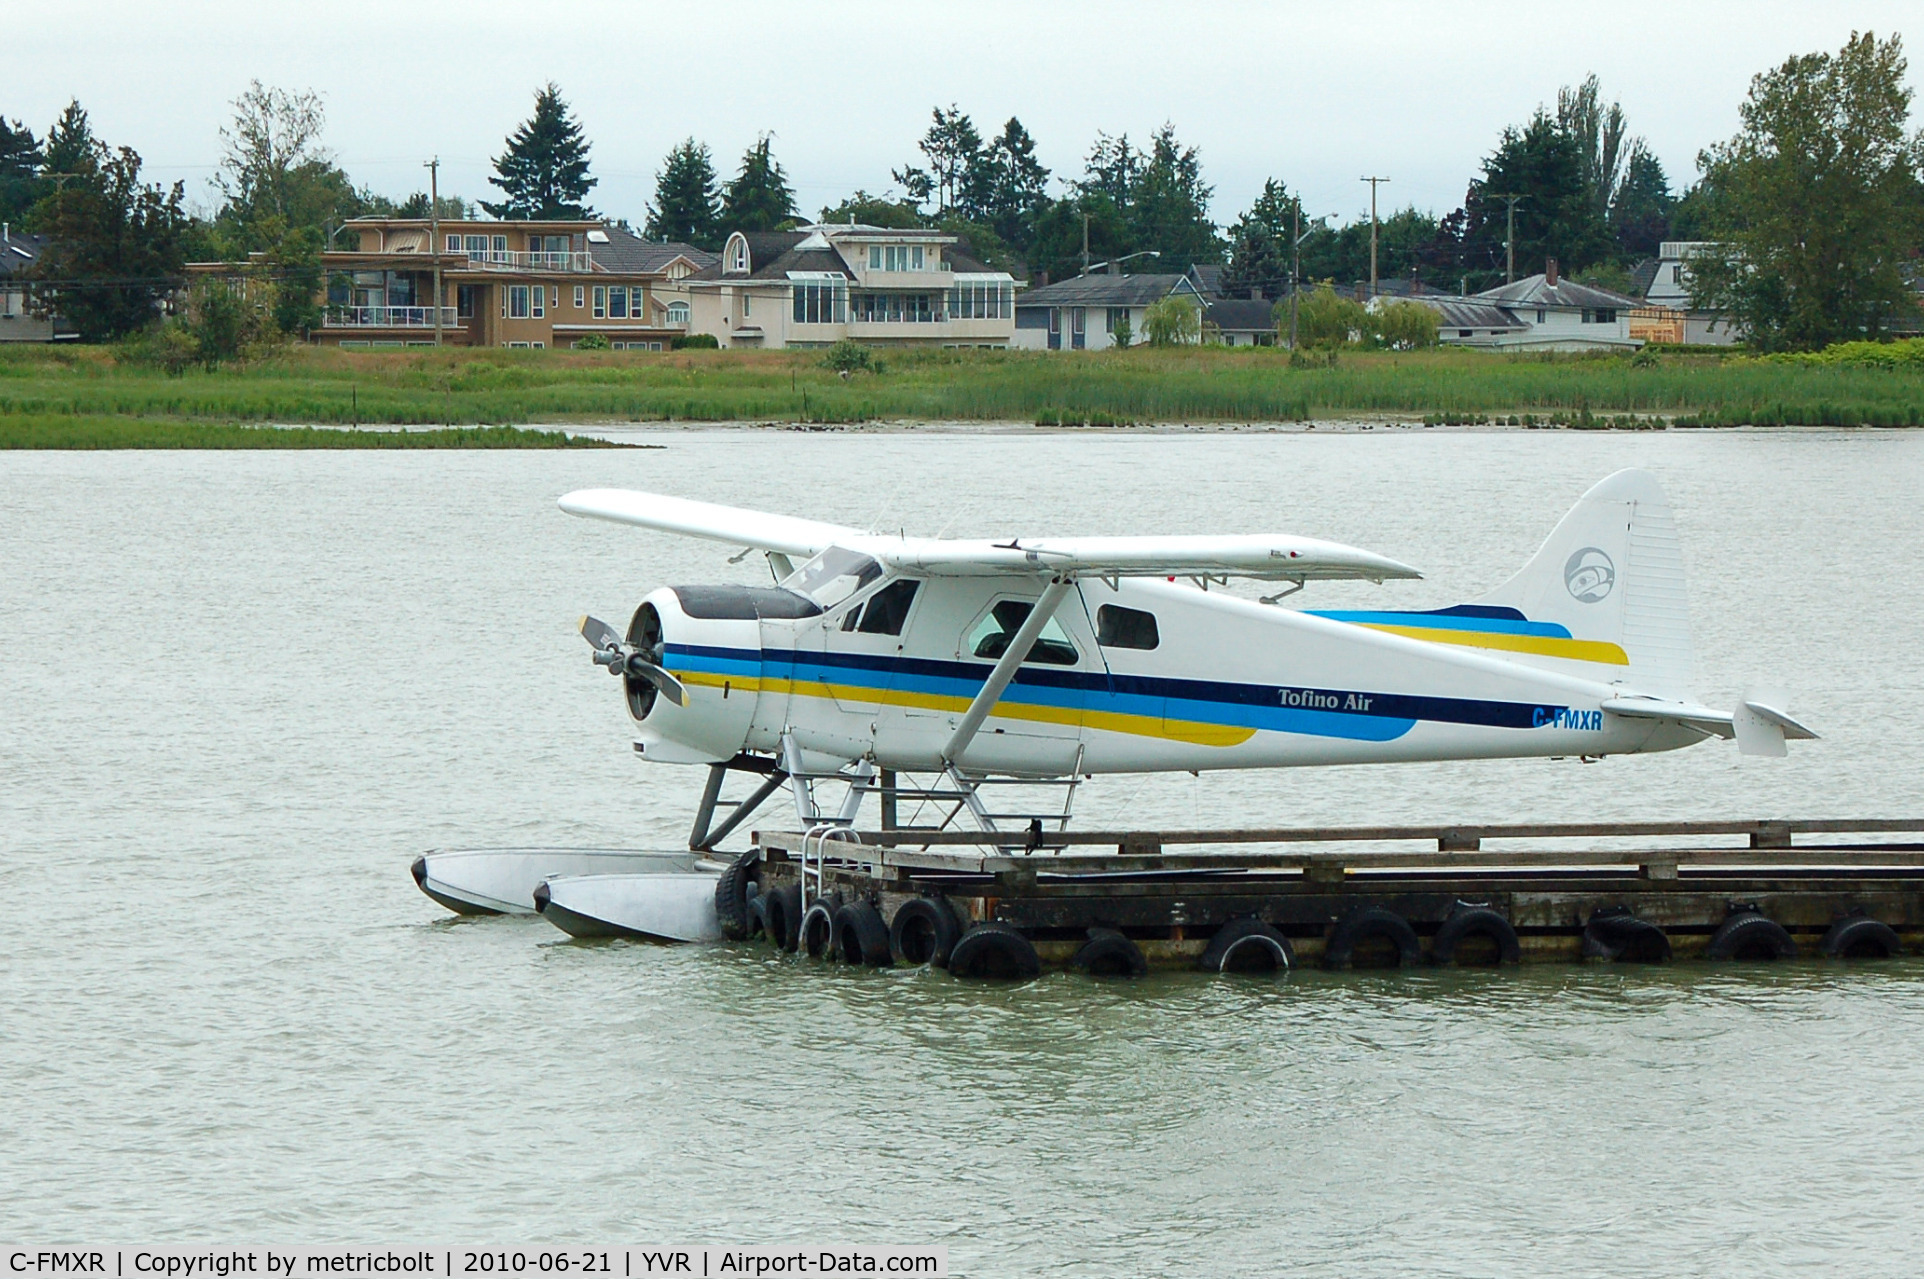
669,224,1016,349
196,218,712,349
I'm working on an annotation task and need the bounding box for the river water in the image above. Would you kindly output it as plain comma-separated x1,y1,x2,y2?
5,425,1924,1275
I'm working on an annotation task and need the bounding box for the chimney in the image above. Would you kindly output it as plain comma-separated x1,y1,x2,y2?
1545,257,1559,287
1249,286,1261,301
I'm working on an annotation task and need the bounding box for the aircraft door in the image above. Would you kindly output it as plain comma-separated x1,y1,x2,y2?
941,589,1091,774
816,577,922,716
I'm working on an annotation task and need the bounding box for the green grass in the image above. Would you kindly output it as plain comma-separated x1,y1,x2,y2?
0,414,624,450
2,342,1922,444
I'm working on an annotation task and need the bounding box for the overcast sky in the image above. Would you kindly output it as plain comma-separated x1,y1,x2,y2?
14,1,1921,227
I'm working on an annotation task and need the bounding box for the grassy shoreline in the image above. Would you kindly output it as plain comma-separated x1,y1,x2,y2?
3,343,1922,446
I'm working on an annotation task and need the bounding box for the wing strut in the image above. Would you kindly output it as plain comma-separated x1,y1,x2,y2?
943,576,1076,768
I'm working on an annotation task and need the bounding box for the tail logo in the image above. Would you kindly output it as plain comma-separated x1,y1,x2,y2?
1564,547,1616,603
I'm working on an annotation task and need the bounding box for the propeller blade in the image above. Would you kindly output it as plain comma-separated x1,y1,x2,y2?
627,659,687,708
579,614,622,651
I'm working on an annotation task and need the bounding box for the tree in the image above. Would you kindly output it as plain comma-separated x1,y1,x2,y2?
1372,299,1440,349
974,118,1050,250
41,100,99,179
1224,179,1296,299
1610,145,1674,260
1691,31,1924,349
30,145,191,340
1128,124,1221,271
893,106,984,215
1025,193,1129,283
1437,111,1613,291
483,84,596,219
1557,75,1631,222
1141,293,1199,345
645,138,721,249
0,116,40,223
1290,284,1369,347
819,190,924,229
217,82,326,230
719,136,798,232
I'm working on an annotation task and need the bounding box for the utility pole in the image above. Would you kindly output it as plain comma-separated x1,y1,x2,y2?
1490,193,1525,284
1360,176,1389,297
1081,209,1090,277
1289,199,1301,351
425,157,443,347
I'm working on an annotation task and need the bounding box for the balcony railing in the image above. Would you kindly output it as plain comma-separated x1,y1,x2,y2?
324,305,461,329
459,249,594,273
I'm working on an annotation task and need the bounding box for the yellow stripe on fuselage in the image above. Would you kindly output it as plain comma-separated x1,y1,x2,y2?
1355,624,1630,666
674,670,1257,747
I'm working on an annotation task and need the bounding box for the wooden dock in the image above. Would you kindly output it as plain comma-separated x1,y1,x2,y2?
739,819,1924,972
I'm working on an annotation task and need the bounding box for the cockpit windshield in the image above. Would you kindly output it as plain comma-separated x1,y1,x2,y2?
782,547,883,610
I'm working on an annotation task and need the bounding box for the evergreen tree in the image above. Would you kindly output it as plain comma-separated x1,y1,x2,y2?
1436,111,1613,291
1610,145,1674,260
1025,194,1130,282
1127,124,1221,271
644,138,721,249
1691,31,1924,349
974,117,1051,250
30,145,191,340
41,99,100,178
892,105,984,215
1223,178,1297,298
0,116,41,223
483,84,596,219
719,136,798,232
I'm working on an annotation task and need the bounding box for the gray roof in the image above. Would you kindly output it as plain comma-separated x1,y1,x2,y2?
1629,258,1659,299
0,230,47,278
591,227,716,274
1187,264,1226,299
1016,273,1198,308
1475,273,1641,310
1403,294,1527,330
1204,298,1277,332
688,232,865,283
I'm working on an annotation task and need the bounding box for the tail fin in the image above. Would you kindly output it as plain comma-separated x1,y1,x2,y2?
1478,469,1694,697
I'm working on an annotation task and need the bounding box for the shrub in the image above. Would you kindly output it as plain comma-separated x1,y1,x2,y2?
1292,284,1369,348
670,333,720,350
822,339,874,374
572,333,610,350
1142,295,1200,346
1372,300,1440,350
1111,311,1133,348
114,325,201,376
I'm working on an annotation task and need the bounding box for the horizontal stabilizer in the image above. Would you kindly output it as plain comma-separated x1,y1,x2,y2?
1603,695,1818,757
559,489,859,557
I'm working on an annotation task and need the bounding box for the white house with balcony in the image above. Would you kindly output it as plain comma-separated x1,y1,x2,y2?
1637,241,1740,345
670,224,1016,349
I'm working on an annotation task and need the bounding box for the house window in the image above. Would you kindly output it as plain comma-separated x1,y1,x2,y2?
730,239,747,271
446,235,459,251
492,236,507,254
574,285,585,309
631,286,645,315
948,281,1011,320
792,276,848,324
1596,308,1616,323
743,293,752,318
592,286,606,318
1459,329,1472,338
608,287,628,319
1672,265,1683,283
1536,308,1546,323
532,286,544,318
1048,308,1060,333
457,285,477,319
873,244,924,272
666,301,690,326
508,285,531,319
1071,307,1085,334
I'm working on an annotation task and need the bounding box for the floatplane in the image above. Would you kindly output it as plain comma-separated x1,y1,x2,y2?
411,469,1814,941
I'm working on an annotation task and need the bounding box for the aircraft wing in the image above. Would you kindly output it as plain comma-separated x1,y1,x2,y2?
862,534,1422,582
558,489,860,558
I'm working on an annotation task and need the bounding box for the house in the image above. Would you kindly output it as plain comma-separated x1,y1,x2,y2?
1186,263,1226,301
1463,261,1643,351
1639,241,1740,345
0,226,77,342
1012,272,1207,350
194,218,707,350
1202,297,1278,345
1394,293,1531,346
670,223,1017,349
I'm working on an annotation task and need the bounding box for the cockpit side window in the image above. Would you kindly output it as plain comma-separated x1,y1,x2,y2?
966,599,1079,665
856,579,920,635
1096,604,1159,650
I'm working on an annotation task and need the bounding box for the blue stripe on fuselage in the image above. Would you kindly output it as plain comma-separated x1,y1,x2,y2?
1306,609,1574,638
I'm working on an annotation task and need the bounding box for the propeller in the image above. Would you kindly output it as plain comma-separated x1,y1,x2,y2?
578,614,686,707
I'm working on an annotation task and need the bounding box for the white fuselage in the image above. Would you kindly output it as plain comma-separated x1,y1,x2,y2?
624,574,1702,776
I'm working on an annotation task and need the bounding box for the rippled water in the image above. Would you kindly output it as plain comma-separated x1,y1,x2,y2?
5,426,1924,1274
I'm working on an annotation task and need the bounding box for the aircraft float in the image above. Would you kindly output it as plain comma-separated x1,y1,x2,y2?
411,468,1815,938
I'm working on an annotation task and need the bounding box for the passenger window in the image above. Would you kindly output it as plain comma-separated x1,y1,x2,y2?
967,599,1079,665
1097,604,1159,650
856,579,920,635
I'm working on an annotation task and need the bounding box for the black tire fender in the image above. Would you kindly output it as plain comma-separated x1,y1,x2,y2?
760,882,803,952
1707,911,1798,961
1821,914,1904,959
833,900,893,966
1198,917,1294,973
889,896,964,967
1581,907,1671,963
947,923,1042,980
1070,927,1147,977
800,900,837,959
1324,907,1421,970
714,850,761,941
1431,906,1521,966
